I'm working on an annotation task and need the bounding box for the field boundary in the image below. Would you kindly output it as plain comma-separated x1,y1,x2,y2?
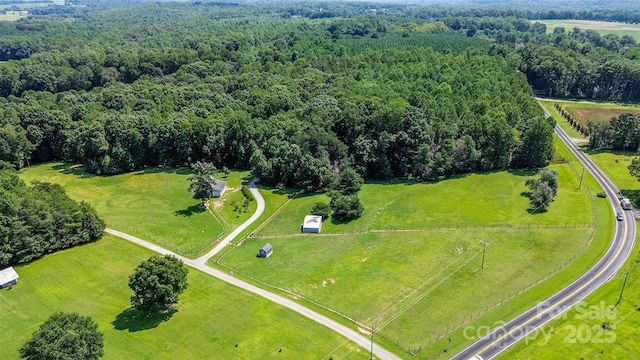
253,223,594,239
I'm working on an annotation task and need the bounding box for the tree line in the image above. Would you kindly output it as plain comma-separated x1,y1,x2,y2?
0,4,554,190
0,163,105,267
438,12,640,103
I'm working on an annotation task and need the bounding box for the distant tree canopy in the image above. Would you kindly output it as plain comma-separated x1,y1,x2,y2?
0,2,554,190
589,113,640,152
441,15,640,103
20,312,104,360
0,166,105,267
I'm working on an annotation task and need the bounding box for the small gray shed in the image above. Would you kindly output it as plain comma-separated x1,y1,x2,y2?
258,243,273,258
210,180,228,198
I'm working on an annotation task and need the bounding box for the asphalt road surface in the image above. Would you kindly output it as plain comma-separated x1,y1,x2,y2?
451,105,637,360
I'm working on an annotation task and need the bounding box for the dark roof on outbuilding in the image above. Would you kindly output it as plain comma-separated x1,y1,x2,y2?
260,243,273,252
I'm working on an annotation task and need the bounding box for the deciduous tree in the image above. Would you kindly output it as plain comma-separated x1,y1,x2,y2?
20,312,104,360
128,255,189,312
188,161,216,205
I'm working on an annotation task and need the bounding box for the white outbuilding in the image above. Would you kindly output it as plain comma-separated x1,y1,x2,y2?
302,215,323,233
0,266,19,289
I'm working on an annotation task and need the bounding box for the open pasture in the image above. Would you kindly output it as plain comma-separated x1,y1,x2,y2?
19,163,229,258
0,235,369,359
220,162,597,349
257,165,593,237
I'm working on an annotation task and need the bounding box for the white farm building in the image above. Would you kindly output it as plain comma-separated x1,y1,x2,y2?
302,215,323,233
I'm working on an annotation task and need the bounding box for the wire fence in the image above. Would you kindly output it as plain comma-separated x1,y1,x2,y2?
108,225,225,258
375,231,596,356
254,223,595,239
372,160,601,355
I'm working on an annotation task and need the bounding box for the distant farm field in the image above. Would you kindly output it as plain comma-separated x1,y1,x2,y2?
0,235,369,360
537,19,640,41
19,163,251,258
0,11,27,21
219,164,597,349
555,100,640,128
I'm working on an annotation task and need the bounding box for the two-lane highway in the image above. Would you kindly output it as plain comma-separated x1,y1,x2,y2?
452,113,636,359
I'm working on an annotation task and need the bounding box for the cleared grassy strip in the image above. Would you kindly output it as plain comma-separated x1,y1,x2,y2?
503,134,640,359
0,235,369,360
258,166,592,237
19,163,224,258
538,19,640,42
587,151,640,194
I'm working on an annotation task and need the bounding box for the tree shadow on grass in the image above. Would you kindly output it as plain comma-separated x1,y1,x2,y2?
174,204,206,217
112,307,176,332
50,163,95,179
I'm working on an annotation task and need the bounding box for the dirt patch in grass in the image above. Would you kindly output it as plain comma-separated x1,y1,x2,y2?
566,107,640,127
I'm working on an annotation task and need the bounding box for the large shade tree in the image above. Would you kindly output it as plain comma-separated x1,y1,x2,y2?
128,255,189,312
188,161,216,205
20,312,104,360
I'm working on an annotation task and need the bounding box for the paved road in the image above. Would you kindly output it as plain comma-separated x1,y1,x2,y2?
194,178,265,265
106,179,400,360
452,103,637,359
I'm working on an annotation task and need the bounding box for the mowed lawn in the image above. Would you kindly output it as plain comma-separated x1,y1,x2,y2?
504,140,640,359
258,165,593,237
0,235,369,360
220,163,597,347
19,163,234,257
587,151,640,195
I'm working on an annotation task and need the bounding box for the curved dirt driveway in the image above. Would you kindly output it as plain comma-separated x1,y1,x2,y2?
106,178,399,360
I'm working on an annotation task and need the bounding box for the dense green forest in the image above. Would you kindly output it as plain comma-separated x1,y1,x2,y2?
0,164,105,267
0,2,555,189
439,16,640,102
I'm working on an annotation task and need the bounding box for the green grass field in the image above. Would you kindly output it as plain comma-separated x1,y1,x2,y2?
257,168,593,237
0,235,369,359
537,19,640,42
219,161,597,350
503,241,640,360
503,151,640,359
207,171,257,233
19,163,235,258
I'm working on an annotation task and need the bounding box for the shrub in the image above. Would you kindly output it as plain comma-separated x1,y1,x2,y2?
241,185,254,201
311,202,331,221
